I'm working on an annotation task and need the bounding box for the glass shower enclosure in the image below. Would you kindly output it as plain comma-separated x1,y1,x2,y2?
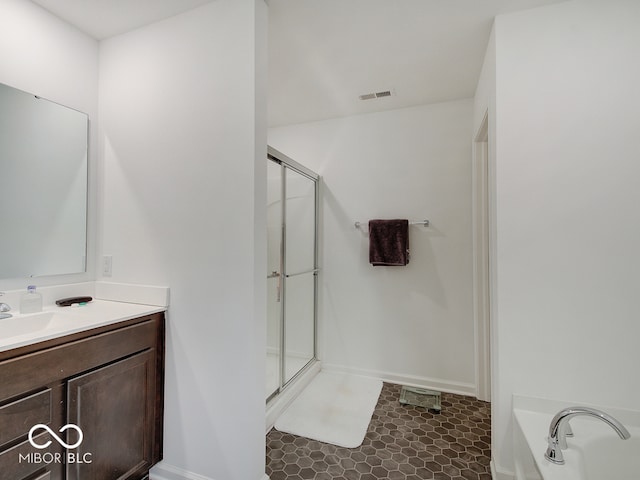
266,146,319,403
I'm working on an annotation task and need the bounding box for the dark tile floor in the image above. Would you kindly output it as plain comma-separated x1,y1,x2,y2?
266,383,491,480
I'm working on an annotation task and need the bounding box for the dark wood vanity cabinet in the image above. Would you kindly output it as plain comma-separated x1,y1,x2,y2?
0,313,165,480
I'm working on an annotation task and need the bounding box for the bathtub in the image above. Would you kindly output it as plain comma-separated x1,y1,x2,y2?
513,396,640,480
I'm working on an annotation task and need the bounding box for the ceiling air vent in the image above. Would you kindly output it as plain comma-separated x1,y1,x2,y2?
359,90,393,101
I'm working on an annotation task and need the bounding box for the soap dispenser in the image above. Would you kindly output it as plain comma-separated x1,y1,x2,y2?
20,285,43,314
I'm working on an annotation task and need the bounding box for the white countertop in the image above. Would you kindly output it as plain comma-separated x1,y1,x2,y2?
0,299,165,353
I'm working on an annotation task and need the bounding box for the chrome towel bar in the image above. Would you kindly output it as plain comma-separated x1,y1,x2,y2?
354,220,429,229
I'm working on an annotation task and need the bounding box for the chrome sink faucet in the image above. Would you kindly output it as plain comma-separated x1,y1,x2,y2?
545,406,630,464
0,292,12,319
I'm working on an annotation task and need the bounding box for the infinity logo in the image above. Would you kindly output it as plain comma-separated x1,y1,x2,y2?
28,424,83,450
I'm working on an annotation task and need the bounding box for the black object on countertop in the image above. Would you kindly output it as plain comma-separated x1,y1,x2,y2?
55,296,93,306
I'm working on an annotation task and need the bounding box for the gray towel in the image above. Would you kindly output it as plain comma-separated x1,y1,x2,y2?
368,219,410,266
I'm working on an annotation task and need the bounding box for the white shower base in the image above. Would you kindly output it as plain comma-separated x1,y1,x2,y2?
265,351,313,399
266,358,321,433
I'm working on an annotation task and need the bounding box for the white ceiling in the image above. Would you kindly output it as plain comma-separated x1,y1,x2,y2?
30,0,213,40
30,0,567,127
268,0,567,127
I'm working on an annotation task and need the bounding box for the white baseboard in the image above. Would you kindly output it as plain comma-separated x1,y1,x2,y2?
150,462,270,480
491,460,515,480
321,363,476,397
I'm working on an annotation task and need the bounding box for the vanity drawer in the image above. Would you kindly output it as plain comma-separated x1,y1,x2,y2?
0,389,52,448
0,431,62,480
0,319,157,400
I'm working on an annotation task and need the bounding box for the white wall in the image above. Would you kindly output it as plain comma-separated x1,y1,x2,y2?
488,0,640,474
0,0,98,289
99,1,267,479
269,99,476,395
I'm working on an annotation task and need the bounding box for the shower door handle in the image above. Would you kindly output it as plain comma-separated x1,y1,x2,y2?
267,271,282,302
276,274,281,302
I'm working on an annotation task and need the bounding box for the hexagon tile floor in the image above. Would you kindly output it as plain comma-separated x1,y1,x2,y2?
266,382,491,480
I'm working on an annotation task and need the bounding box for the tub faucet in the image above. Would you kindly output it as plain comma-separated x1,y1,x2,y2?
0,292,11,319
545,406,630,464
0,302,11,319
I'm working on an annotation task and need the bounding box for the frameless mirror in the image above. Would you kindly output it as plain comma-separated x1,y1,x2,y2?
0,82,88,279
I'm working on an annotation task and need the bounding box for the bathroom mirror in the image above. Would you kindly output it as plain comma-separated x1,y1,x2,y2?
0,82,88,279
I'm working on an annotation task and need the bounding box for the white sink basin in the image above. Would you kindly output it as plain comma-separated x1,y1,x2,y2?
0,311,72,338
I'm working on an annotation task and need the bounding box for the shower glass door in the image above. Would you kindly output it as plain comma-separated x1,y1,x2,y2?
283,167,316,384
266,147,318,402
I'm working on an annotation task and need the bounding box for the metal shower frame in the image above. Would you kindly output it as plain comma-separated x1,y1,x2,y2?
267,146,320,403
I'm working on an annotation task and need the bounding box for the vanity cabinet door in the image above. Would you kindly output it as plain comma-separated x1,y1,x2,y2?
66,349,156,480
